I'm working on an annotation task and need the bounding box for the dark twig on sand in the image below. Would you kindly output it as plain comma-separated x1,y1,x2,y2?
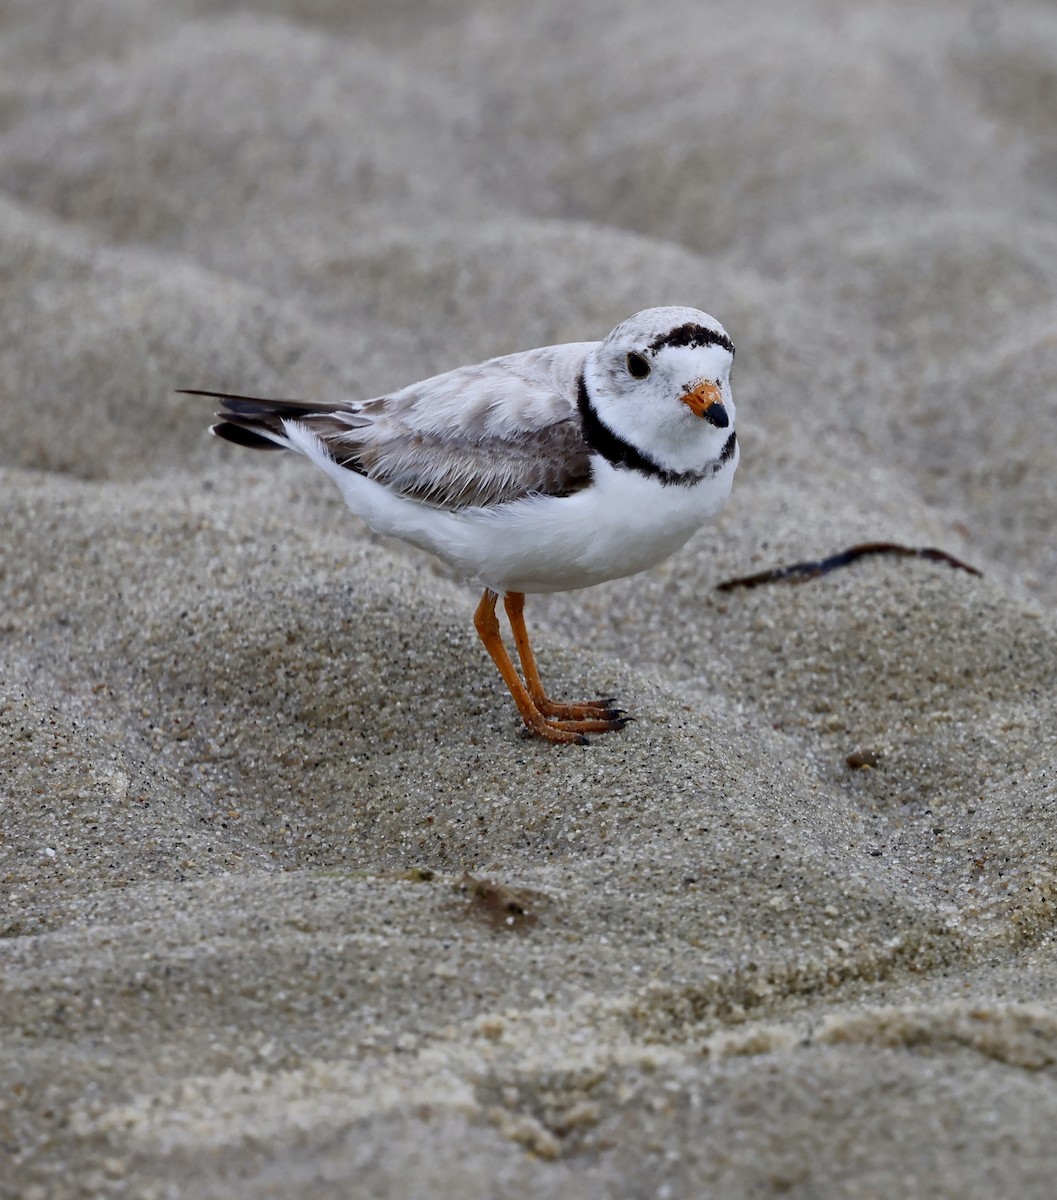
716,541,982,592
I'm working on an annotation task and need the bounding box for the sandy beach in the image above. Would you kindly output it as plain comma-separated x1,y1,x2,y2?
3,1,1057,1195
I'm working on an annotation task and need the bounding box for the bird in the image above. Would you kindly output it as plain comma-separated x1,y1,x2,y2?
184,306,738,744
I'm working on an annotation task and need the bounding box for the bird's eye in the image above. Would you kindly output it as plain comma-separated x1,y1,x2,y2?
626,352,651,379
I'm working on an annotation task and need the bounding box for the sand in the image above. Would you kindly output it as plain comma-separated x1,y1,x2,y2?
3,0,1057,1195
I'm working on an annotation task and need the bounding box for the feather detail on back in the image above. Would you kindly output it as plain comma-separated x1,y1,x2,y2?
183,342,596,510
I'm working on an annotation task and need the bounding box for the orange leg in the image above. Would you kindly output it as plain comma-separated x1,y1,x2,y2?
473,589,628,743
503,592,624,723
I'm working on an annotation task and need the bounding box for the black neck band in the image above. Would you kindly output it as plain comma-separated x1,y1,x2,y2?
576,374,737,488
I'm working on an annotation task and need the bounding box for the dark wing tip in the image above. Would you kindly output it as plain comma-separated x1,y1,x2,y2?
179,388,348,419
178,388,293,402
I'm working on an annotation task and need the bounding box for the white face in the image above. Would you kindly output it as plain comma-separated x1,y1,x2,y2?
585,311,736,470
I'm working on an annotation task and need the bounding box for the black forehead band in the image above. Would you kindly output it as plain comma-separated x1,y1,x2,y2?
646,323,735,357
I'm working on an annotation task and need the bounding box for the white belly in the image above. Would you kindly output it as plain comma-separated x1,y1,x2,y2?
438,453,738,593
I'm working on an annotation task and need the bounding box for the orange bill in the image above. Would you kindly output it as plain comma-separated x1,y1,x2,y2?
679,380,724,419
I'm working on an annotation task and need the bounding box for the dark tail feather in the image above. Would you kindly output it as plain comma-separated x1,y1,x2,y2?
210,421,286,450
181,388,346,453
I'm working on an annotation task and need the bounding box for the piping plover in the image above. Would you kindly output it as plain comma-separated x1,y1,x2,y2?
186,306,738,744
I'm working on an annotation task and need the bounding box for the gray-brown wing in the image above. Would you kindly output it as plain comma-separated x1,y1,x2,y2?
200,342,596,509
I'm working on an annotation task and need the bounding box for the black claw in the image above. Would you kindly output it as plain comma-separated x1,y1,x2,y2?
576,733,591,746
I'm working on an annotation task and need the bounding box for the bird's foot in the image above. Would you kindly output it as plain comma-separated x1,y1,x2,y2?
534,695,625,723
518,698,632,744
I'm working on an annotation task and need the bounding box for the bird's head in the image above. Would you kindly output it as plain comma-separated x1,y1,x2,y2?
583,307,736,474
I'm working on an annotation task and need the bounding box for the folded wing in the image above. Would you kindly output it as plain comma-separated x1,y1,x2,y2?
189,343,595,510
